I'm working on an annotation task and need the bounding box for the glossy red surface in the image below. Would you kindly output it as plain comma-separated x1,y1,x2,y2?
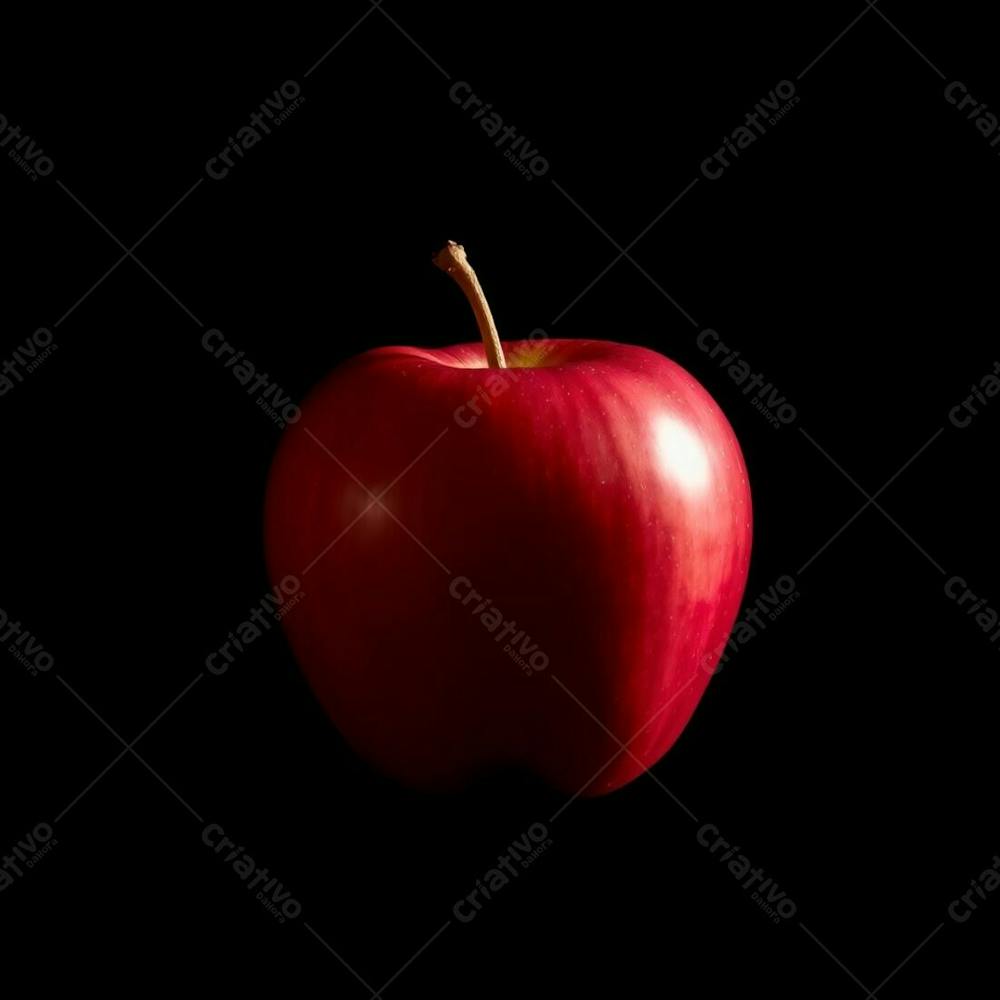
264,339,752,795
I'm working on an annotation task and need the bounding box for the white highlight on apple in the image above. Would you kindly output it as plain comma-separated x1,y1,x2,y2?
653,414,711,495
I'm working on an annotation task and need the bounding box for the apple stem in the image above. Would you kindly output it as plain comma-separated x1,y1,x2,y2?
433,241,507,369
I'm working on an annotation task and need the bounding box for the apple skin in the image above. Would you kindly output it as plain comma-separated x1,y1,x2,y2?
264,338,751,796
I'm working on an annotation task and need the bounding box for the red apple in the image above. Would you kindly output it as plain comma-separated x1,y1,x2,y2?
264,243,751,796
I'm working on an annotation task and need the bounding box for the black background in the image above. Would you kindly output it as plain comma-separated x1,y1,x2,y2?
2,3,999,995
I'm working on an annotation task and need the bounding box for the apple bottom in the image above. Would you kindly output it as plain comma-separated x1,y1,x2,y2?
275,528,719,796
